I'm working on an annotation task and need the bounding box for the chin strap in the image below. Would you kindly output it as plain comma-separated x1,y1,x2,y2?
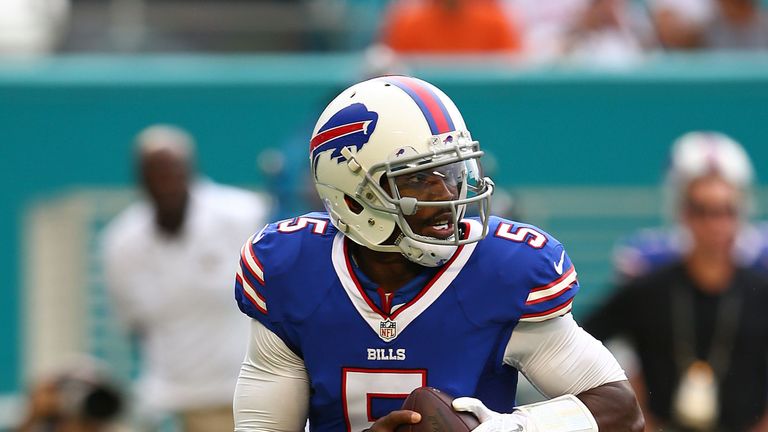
395,234,458,267
453,394,599,432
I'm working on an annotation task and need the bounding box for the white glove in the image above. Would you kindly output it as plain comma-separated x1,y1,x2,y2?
452,397,529,432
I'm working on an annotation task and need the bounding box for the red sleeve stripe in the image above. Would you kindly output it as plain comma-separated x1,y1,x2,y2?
237,272,267,314
526,269,577,305
520,298,574,323
240,238,265,285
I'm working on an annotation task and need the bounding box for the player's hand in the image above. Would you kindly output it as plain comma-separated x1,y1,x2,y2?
453,397,529,432
27,380,60,419
365,410,421,432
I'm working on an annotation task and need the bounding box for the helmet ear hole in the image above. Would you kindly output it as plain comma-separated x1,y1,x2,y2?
378,173,394,196
344,195,364,215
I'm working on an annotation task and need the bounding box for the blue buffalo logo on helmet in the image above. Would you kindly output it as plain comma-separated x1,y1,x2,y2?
310,103,378,171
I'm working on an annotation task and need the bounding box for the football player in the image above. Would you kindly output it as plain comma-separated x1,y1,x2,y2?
233,76,644,432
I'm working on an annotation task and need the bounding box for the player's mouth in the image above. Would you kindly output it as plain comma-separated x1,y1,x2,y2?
419,213,454,239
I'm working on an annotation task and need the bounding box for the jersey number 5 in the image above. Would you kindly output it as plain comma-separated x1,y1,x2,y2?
277,217,328,234
495,223,547,249
342,368,426,431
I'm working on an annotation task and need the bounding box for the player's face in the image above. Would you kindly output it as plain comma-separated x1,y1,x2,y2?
681,175,741,254
393,162,463,240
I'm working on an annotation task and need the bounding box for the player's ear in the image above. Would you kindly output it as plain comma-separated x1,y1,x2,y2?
379,174,392,195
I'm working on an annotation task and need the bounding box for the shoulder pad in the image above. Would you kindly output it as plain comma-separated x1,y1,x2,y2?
459,217,579,323
235,213,338,326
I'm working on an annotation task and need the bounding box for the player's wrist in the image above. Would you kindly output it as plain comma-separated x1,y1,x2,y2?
454,394,598,432
513,394,598,432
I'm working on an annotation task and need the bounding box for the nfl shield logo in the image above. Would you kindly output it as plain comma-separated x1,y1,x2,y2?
379,320,397,341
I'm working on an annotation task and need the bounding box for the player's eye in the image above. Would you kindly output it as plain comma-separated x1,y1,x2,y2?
399,172,429,186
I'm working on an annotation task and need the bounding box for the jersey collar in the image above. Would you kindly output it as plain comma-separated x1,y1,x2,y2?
332,219,481,342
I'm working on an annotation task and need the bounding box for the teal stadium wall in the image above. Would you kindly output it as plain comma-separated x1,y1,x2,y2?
1,53,768,397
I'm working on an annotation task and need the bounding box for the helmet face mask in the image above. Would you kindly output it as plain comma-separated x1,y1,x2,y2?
310,76,494,266
363,136,491,247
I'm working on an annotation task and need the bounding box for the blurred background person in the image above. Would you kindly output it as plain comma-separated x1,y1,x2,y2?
585,131,768,431
505,0,656,67
378,0,523,54
505,0,656,64
100,125,269,432
563,0,654,66
613,131,768,280
648,0,768,50
647,0,714,49
17,356,126,432
705,0,768,49
503,0,591,61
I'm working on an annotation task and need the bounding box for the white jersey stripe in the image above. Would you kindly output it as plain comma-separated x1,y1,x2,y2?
237,269,267,313
241,236,265,285
526,268,577,304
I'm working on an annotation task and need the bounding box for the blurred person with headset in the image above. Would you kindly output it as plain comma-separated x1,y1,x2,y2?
586,132,768,431
101,125,269,431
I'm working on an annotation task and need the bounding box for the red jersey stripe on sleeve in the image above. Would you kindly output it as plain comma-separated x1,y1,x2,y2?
520,298,574,322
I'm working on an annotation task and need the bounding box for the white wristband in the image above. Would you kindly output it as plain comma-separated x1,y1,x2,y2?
515,394,598,432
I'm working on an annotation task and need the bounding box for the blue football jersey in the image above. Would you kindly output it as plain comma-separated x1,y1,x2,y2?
235,212,579,432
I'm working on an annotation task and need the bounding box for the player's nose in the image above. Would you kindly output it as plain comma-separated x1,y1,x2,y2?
424,177,457,201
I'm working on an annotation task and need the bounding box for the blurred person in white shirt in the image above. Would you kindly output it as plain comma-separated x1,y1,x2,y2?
101,125,269,432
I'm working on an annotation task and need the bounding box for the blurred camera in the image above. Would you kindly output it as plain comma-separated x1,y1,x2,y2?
54,373,123,422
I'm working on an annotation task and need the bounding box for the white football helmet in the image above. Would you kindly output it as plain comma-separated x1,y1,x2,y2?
310,76,494,266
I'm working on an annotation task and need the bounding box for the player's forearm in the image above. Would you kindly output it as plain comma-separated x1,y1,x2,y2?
577,380,644,432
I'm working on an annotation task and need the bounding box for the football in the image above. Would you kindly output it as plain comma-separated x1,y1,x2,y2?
396,387,481,432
